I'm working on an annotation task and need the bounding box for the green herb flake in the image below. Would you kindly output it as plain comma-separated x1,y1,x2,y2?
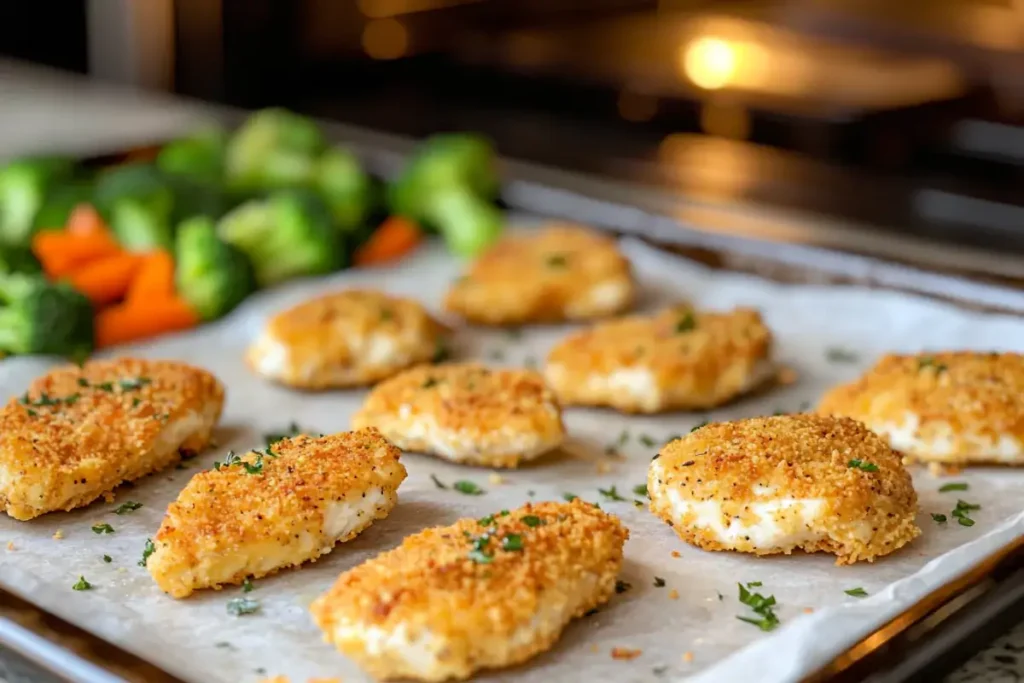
77,378,90,387
847,459,879,472
138,538,155,567
242,577,254,593
453,480,484,496
918,356,948,373
844,587,868,598
95,381,114,392
746,581,762,588
598,486,627,502
102,554,112,563
654,576,666,587
521,515,544,527
422,377,439,389
638,434,657,447
951,499,981,527
430,474,447,489
113,501,143,515
716,591,724,601
825,348,859,363
736,582,780,632
118,377,152,391
478,514,495,526
131,397,141,408
468,548,494,564
563,492,578,502
263,421,303,446
527,489,536,497
615,579,632,594
501,534,524,552
226,598,260,616
26,409,37,417
241,453,265,475
939,482,969,493
72,576,92,591
431,342,451,364
546,254,568,267
91,523,115,535
675,312,697,333
690,420,709,433
633,484,648,497
931,513,948,523
653,665,669,677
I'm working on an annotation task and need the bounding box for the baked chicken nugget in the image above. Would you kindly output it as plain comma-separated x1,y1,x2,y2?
352,363,565,468
310,499,628,682
0,358,223,521
247,289,445,390
147,429,406,598
648,414,920,564
819,351,1024,466
443,224,634,325
545,305,775,413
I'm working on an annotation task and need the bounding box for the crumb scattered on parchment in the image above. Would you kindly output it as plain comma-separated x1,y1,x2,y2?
669,589,679,600
6,541,14,551
777,366,798,386
590,644,600,653
52,529,64,540
595,461,612,474
803,607,814,614
488,473,504,485
611,647,642,661
901,455,913,466
117,567,127,574
928,462,962,477
671,550,681,558
682,652,694,663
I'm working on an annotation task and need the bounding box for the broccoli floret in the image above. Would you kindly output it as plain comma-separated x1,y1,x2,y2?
388,133,503,255
175,216,254,321
217,190,342,287
314,147,375,234
0,274,94,360
225,109,325,192
94,163,175,250
0,245,41,275
156,127,227,183
32,180,94,232
0,156,76,245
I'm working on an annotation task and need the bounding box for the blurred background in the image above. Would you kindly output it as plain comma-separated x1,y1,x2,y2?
4,0,1024,263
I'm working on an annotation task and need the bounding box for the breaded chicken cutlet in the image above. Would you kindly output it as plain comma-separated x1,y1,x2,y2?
310,499,628,682
648,414,920,564
0,358,223,521
819,351,1024,466
443,224,634,325
351,363,565,468
147,429,406,598
246,289,446,390
545,305,775,413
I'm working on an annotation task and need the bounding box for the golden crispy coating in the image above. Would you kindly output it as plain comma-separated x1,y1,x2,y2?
148,429,406,598
310,499,628,682
443,224,635,325
649,414,920,564
545,305,775,413
352,363,565,468
818,352,1024,465
0,358,223,521
246,289,445,390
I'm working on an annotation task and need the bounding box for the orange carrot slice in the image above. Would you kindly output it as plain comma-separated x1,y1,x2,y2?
32,230,121,279
95,297,199,348
66,204,110,237
354,216,423,267
64,252,143,307
127,250,176,302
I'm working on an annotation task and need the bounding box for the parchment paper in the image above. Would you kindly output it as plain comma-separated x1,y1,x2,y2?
2,228,1023,683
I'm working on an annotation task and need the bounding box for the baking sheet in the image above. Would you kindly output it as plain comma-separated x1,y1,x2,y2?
2,229,1024,683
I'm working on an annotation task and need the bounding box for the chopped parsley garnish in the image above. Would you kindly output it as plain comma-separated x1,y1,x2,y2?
598,486,628,502
847,459,879,472
931,513,948,523
113,501,143,515
138,538,155,567
653,666,669,676
654,577,666,587
95,381,114,392
527,489,535,497
26,408,37,417
241,452,266,475
505,328,523,341
521,515,544,527
468,548,494,564
91,523,115,535
736,582,780,632
690,420,709,433
380,308,394,321
430,473,447,489
453,480,484,496
431,342,451,363
563,493,578,502
952,499,980,527
939,482,969,493
716,591,724,601
118,377,152,391
615,579,632,594
213,451,240,471
72,576,92,591
546,253,568,267
77,378,90,387
422,377,439,389
501,534,524,552
523,356,538,369
226,598,260,616
131,397,141,408
675,312,696,333
263,422,303,446
825,348,859,363
746,581,762,588
102,555,112,563
844,587,868,598
242,577,254,593
918,356,948,373
638,434,657,447
633,484,648,497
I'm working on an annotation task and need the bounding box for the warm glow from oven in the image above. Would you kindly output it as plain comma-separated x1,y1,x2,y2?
682,37,737,90
362,18,408,60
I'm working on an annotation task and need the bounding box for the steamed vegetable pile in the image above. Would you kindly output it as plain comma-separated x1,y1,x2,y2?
0,109,505,360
